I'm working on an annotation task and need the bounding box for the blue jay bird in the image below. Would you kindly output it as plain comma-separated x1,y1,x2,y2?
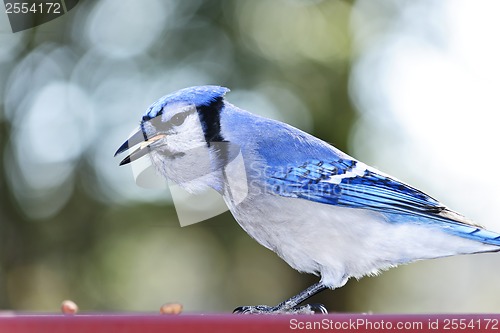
115,85,500,314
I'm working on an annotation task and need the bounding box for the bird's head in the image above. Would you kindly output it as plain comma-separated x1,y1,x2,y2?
115,85,232,191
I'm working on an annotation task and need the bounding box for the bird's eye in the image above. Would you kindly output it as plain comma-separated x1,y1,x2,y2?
169,114,184,126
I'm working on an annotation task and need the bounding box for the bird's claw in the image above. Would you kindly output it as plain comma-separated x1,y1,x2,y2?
233,303,328,315
233,305,276,314
308,303,328,314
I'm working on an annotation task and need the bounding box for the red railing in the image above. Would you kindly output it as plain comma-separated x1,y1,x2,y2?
0,313,498,333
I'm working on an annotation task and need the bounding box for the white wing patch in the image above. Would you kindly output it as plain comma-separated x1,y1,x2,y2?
323,161,367,185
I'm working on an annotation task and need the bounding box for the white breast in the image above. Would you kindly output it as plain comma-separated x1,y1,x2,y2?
223,190,497,289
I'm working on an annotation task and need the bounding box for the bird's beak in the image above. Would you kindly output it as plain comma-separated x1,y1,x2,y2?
114,129,166,166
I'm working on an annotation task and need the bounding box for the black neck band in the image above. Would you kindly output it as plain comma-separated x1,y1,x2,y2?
197,98,225,143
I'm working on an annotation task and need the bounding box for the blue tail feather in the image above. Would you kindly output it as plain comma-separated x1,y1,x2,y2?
448,225,500,246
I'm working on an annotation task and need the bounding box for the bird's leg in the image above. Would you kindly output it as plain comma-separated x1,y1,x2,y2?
233,282,329,314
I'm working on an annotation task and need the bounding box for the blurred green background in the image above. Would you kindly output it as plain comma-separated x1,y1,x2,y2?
1,0,500,313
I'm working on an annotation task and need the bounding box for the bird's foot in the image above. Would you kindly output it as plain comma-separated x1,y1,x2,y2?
233,303,328,315
233,305,276,314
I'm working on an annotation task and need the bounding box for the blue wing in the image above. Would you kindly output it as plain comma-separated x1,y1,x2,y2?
266,158,500,246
